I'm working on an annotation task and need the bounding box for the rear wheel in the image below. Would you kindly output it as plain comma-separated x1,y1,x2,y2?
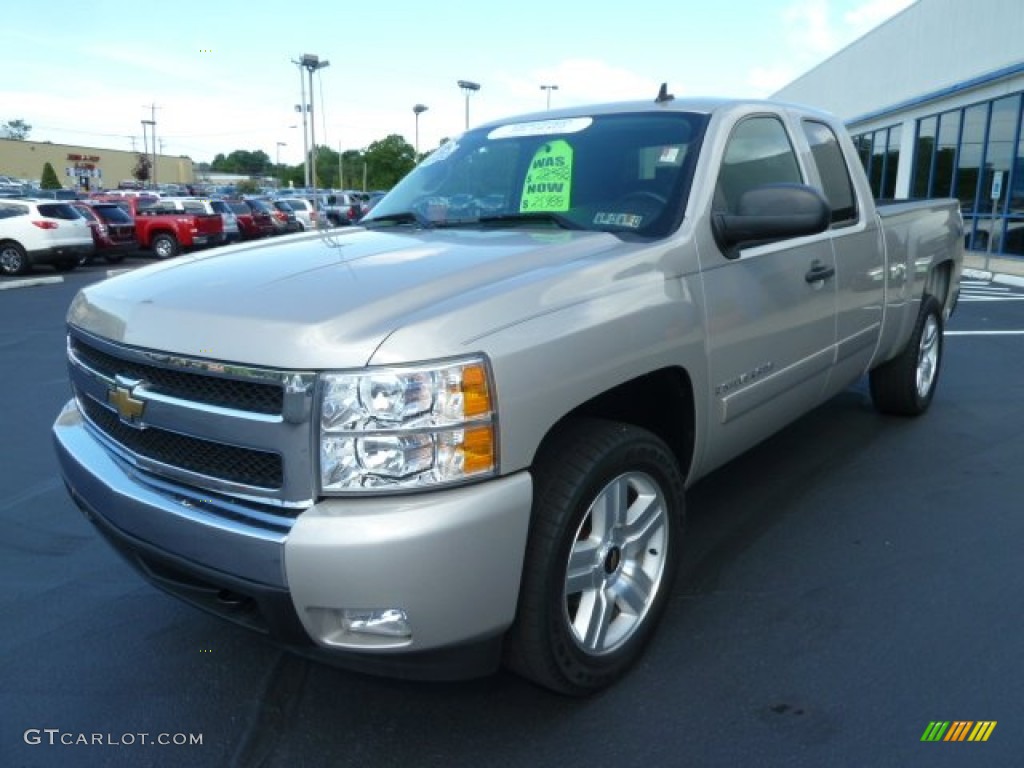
870,295,944,416
151,233,179,259
505,418,685,695
0,242,29,276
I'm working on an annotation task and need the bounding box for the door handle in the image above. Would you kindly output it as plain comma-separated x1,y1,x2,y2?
805,260,835,283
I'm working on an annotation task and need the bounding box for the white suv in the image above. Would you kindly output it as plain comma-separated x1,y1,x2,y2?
0,199,94,276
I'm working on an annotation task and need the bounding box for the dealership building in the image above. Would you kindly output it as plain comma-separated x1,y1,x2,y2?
0,138,193,192
774,0,1024,256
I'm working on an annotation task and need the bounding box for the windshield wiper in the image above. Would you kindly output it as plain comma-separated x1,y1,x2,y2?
361,211,430,228
477,212,580,230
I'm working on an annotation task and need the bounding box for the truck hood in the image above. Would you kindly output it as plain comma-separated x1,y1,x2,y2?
69,227,625,369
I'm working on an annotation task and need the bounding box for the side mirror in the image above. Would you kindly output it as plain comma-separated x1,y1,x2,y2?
712,183,830,256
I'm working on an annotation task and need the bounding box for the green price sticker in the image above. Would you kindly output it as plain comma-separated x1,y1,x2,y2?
520,140,573,212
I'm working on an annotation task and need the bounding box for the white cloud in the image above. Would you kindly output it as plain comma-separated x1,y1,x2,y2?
843,0,916,33
784,0,838,56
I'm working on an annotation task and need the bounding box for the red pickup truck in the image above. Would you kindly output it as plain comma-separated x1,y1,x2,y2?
98,196,223,259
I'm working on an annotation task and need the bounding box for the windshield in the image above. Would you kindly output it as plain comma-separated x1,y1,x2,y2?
364,111,707,237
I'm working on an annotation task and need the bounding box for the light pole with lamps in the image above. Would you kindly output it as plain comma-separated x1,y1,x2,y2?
540,84,559,110
291,58,311,187
457,80,480,130
276,141,286,166
413,104,428,156
300,54,330,193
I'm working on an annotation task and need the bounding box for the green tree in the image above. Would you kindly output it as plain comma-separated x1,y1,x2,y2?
132,153,152,184
2,119,31,140
40,162,62,189
210,149,272,176
235,179,261,195
362,135,416,190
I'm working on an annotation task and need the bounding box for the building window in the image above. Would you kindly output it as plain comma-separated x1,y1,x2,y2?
956,103,989,218
985,94,1023,255
912,116,938,198
933,109,961,199
852,125,900,198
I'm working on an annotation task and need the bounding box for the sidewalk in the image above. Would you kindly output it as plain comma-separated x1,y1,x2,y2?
964,250,1024,278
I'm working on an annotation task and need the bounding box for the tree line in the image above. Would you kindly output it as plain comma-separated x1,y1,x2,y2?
205,134,418,190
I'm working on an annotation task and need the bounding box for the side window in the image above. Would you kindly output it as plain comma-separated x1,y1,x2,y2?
715,116,802,213
802,120,858,226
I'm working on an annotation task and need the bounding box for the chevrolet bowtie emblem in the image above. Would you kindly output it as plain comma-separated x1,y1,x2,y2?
108,380,146,424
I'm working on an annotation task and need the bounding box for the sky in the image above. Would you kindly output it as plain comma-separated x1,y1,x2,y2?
2,0,916,167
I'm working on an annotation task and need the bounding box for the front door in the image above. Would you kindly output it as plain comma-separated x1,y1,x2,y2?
697,113,838,470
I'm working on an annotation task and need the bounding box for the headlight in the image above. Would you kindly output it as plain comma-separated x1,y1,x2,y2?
318,357,496,493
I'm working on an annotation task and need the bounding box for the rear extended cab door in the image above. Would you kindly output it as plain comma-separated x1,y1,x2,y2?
797,118,885,393
694,109,838,471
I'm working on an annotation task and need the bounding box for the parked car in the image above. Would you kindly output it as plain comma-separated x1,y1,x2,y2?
227,200,275,240
109,196,224,259
208,199,241,243
149,197,230,246
246,198,290,235
0,198,93,275
359,192,387,220
71,201,138,264
268,199,303,233
273,198,320,230
319,192,365,226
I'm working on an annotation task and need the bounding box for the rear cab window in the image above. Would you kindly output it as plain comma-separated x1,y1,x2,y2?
802,120,859,227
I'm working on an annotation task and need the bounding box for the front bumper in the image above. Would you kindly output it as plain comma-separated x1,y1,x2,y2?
53,399,533,678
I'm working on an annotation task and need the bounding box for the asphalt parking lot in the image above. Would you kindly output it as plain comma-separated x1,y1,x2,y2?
2,253,1023,767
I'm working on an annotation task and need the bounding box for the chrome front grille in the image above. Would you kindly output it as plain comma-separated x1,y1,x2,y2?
67,327,316,509
70,335,283,414
80,397,283,489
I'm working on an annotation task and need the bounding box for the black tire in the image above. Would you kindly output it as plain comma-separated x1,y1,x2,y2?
151,233,179,260
505,418,685,695
53,260,78,273
0,241,29,276
869,295,944,416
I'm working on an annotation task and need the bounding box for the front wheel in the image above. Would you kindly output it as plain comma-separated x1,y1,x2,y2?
151,233,179,260
870,295,944,416
505,418,685,695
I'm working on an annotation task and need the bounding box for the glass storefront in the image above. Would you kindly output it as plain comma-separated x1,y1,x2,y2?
854,91,1024,256
852,125,900,200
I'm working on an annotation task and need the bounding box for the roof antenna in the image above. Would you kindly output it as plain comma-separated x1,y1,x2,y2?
655,82,674,104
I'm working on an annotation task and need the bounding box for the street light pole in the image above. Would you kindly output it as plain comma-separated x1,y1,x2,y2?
301,54,330,195
457,80,480,131
276,142,286,185
540,84,559,110
292,59,310,187
413,104,428,157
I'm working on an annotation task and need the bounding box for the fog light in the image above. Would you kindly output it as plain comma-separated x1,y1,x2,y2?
342,608,411,638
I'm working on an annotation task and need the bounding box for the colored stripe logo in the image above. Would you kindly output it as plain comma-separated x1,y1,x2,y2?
921,721,997,742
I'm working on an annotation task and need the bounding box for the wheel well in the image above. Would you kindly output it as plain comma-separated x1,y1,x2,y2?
538,367,696,480
926,260,954,315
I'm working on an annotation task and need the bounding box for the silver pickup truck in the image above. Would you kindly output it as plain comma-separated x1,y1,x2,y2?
53,95,962,695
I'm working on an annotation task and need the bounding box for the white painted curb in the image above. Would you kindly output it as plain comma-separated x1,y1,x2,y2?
0,276,64,291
